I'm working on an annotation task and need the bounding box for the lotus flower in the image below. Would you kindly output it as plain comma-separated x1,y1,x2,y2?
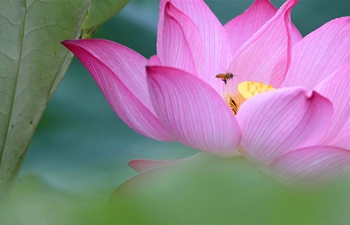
62,0,350,187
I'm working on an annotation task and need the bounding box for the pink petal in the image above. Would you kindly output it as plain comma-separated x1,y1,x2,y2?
236,87,333,164
314,63,350,144
224,0,277,55
290,23,303,45
225,0,302,55
331,119,350,149
282,17,350,90
157,0,170,60
226,0,297,93
129,159,180,173
325,126,350,151
146,65,241,157
62,39,174,141
158,0,233,93
148,55,162,66
270,146,350,188
159,3,203,77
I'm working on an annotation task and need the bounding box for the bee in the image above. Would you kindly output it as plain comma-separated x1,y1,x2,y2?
215,73,236,84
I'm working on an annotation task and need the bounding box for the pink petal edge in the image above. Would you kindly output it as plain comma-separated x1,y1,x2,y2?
129,159,181,173
62,39,174,141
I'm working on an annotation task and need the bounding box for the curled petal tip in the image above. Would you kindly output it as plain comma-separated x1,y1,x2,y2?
61,39,77,46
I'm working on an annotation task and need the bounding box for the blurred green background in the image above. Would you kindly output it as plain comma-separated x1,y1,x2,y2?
19,0,350,201
4,0,350,224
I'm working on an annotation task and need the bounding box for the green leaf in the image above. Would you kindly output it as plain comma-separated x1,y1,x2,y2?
111,153,350,225
82,0,129,38
0,0,128,199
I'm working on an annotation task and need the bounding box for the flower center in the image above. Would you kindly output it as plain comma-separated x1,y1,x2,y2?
224,81,275,114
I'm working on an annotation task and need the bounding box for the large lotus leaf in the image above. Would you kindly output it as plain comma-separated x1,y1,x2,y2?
111,153,350,225
0,0,129,199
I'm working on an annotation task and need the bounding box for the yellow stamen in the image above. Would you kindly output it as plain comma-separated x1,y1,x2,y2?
224,94,238,114
224,81,275,114
238,81,275,100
